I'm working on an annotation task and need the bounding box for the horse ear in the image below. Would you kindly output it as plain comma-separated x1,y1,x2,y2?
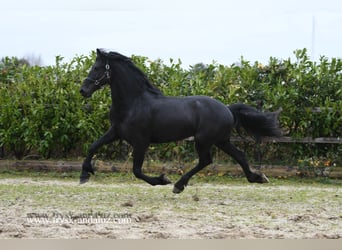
96,48,105,58
96,49,107,59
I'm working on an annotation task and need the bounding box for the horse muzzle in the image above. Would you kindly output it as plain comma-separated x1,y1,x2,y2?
80,87,93,98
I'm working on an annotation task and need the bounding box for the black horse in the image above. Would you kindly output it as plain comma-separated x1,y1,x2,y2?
79,49,281,193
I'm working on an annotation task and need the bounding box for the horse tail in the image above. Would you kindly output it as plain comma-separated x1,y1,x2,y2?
228,103,282,140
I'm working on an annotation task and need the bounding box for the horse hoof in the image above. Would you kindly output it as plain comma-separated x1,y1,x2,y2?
172,185,184,194
248,172,270,184
79,177,89,184
80,172,90,184
159,174,172,185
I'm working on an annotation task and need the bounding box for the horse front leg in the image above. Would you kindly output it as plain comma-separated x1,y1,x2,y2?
80,126,118,184
132,144,171,186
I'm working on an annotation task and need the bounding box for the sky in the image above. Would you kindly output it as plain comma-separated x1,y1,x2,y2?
1,0,342,67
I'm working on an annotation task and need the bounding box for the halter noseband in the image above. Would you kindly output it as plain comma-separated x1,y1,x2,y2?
86,63,111,87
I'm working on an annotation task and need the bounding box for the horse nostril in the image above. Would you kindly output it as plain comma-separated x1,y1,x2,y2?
80,88,91,98
80,88,87,97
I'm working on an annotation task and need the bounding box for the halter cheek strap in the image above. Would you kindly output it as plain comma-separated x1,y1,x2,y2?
86,63,111,87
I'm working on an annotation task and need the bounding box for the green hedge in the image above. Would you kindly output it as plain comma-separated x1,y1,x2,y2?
0,53,110,159
0,49,341,165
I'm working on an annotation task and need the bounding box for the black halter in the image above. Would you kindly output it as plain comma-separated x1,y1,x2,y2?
86,63,111,87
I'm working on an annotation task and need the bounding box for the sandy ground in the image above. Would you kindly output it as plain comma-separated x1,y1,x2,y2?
0,178,341,239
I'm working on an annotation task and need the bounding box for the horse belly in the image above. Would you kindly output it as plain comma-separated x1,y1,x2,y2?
150,113,195,143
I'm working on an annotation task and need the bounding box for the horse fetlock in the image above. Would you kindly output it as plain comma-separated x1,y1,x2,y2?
82,162,95,175
260,173,270,183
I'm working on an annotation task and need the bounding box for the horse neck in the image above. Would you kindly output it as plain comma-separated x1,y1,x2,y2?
108,76,148,116
109,81,131,113
108,61,162,118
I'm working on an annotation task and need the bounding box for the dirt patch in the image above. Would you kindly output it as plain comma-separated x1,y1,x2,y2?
0,178,341,239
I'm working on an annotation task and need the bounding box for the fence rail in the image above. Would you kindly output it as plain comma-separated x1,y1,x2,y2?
0,160,341,179
231,136,341,144
185,136,342,144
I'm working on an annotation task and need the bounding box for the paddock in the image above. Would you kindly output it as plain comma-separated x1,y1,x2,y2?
0,174,341,239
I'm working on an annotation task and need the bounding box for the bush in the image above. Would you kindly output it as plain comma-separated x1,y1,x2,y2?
0,49,341,166
0,53,110,158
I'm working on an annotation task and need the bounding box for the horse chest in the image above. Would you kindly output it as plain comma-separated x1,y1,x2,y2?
116,119,149,142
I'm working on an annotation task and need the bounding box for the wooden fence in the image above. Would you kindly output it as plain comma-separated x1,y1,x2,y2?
209,136,341,144
0,158,341,179
0,134,340,176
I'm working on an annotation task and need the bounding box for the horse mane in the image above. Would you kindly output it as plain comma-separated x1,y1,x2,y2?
100,49,163,96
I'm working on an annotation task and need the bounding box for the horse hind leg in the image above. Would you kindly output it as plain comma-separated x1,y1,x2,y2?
215,140,269,184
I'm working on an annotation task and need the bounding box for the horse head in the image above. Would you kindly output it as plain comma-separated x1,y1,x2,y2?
80,49,111,98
